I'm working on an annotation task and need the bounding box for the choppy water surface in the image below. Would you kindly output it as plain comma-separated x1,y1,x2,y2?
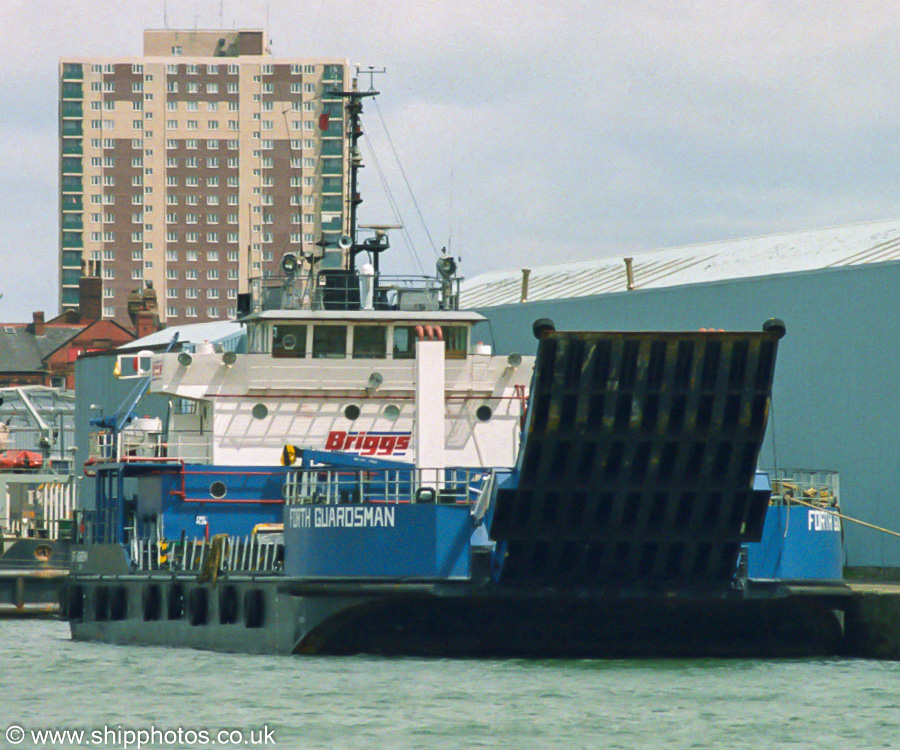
2,619,899,749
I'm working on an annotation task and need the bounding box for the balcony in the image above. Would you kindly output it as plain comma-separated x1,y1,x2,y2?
62,216,83,231
321,196,342,212
61,157,83,175
61,102,83,118
61,196,83,212
61,232,83,249
320,158,342,176
321,216,343,233
61,82,83,100
321,176,343,193
61,122,83,137
320,141,343,157
61,251,82,269
61,63,83,81
61,176,83,193
322,65,344,82
62,141,83,156
321,121,343,138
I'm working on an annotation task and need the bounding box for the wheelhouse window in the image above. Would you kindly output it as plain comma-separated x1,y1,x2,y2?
392,326,416,359
443,326,468,359
353,326,386,359
312,325,347,359
248,323,270,353
272,324,307,358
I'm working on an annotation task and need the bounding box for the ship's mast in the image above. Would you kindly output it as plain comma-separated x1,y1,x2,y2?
329,80,378,272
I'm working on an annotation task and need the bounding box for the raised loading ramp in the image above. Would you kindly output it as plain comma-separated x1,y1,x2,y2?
490,328,781,588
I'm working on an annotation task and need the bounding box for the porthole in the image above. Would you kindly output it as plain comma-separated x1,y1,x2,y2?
252,403,268,419
476,405,493,422
209,481,227,500
344,404,361,421
282,333,297,351
383,404,401,421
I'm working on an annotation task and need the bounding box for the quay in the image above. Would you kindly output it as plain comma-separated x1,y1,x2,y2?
843,581,900,659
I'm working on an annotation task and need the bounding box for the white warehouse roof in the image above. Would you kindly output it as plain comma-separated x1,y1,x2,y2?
459,218,900,308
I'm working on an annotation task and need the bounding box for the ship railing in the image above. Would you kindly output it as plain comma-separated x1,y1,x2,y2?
130,534,283,573
87,430,212,464
1,475,75,541
283,466,491,506
763,467,840,508
249,271,459,312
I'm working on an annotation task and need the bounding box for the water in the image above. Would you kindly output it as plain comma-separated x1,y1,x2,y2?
2,619,899,750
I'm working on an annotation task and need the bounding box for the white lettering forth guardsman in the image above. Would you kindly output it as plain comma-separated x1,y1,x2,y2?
289,505,396,529
807,509,841,532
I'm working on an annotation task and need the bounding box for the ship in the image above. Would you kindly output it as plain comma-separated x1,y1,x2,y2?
62,81,848,657
0,387,75,615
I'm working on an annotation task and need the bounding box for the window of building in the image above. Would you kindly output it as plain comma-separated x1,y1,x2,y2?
171,46,182,56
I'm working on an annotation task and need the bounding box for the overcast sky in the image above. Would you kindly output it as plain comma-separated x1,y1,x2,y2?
3,0,900,319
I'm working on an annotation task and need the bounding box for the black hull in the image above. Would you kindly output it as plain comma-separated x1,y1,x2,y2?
65,575,848,659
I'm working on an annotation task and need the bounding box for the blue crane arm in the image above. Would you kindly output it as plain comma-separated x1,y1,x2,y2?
89,332,180,433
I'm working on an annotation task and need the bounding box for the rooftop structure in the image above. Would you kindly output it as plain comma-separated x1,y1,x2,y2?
460,219,900,308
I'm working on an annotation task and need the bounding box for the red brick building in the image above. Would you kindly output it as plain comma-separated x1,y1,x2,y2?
0,279,138,389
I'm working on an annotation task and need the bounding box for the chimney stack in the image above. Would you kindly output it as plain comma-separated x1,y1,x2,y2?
78,276,102,320
31,311,45,336
135,310,156,340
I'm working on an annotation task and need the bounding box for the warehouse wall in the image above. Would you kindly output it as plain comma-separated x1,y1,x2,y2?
479,261,900,571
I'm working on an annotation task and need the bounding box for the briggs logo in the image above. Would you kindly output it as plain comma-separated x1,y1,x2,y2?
325,430,411,457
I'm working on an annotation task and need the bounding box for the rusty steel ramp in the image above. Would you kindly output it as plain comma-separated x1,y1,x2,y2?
489,323,784,589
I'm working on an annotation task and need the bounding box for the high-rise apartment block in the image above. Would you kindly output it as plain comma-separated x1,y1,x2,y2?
59,29,349,326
